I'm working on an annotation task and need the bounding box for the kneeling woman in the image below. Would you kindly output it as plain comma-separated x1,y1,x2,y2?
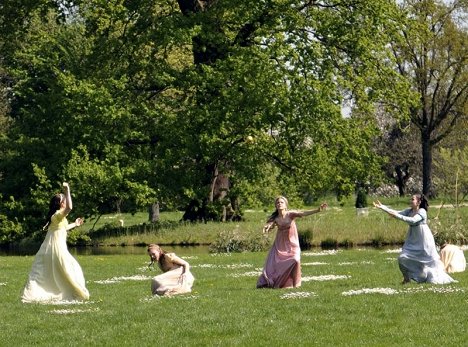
147,244,194,296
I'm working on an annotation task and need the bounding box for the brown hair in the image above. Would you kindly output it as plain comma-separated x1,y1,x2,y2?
415,193,429,212
43,193,64,230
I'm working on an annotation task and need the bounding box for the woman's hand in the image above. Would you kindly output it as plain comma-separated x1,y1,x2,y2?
263,223,274,233
373,200,382,208
75,217,84,226
62,182,70,190
319,203,328,211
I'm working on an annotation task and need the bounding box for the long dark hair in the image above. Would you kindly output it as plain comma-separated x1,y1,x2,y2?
416,193,429,212
43,193,63,230
267,195,288,223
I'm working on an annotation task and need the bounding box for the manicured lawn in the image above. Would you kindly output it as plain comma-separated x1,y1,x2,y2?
1,248,467,346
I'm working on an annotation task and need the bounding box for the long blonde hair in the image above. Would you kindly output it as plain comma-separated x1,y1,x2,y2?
267,195,288,223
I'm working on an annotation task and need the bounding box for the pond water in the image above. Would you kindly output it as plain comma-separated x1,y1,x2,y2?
0,244,211,257
0,244,398,257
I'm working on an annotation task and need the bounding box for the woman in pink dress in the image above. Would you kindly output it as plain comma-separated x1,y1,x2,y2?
257,196,327,289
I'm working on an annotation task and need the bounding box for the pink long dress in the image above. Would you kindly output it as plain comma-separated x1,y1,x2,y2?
257,211,301,288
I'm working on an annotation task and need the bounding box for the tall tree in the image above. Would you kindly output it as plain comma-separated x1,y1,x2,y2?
1,0,412,240
391,0,468,197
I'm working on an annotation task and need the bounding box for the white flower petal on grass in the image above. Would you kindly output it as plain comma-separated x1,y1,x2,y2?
230,271,262,278
49,308,100,315
302,262,328,266
38,300,97,306
302,250,340,257
342,288,399,296
338,261,375,266
402,286,465,294
94,274,151,284
383,248,402,253
0,282,6,286
194,263,254,269
302,275,351,282
140,294,199,302
280,291,317,299
210,253,232,257
225,263,253,269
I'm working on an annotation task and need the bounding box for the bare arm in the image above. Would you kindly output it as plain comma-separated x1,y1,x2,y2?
294,203,328,217
62,182,72,215
263,221,276,233
66,217,84,231
171,254,190,274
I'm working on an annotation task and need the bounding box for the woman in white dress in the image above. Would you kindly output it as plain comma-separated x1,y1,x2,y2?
147,244,194,296
22,182,89,303
374,194,456,284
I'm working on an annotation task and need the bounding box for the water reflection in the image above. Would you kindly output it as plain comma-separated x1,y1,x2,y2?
0,244,211,257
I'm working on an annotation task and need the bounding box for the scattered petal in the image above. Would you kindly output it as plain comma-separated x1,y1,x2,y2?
342,288,399,296
280,291,317,299
302,275,351,282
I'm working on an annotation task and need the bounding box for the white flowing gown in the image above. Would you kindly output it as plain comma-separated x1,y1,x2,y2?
22,210,89,303
381,205,456,284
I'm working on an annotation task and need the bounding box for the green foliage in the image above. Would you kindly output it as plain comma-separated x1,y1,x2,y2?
355,188,368,208
391,0,468,196
209,227,271,253
0,0,426,240
0,213,23,244
434,147,468,205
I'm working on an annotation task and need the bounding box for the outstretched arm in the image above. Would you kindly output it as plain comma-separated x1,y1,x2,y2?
295,203,328,217
66,217,84,231
373,200,398,216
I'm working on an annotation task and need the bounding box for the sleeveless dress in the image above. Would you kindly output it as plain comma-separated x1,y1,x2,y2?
21,210,90,303
381,206,456,284
151,253,195,296
257,211,301,288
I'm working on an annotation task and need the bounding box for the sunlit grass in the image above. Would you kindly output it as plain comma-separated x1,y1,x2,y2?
2,249,467,346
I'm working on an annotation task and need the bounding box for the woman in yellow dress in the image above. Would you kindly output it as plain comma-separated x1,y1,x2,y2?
22,182,89,303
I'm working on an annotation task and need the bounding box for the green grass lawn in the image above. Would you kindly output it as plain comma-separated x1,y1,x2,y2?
1,249,467,346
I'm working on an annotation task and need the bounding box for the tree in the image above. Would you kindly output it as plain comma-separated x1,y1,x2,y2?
1,0,413,239
391,0,468,197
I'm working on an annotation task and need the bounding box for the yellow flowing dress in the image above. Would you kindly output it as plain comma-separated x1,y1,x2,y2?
21,210,89,303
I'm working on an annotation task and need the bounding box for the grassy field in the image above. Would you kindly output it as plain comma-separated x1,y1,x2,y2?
1,249,467,346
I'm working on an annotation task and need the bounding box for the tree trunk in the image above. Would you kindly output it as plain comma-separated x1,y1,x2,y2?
421,132,433,197
394,163,409,197
148,202,160,223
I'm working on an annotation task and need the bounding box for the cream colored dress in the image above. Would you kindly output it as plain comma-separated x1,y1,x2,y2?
440,244,466,273
151,253,194,296
21,210,89,303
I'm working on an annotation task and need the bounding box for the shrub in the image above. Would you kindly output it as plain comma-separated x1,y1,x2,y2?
209,229,271,253
355,189,368,208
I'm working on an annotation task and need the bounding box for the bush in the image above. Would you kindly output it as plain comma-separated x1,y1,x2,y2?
209,228,271,253
355,189,368,208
